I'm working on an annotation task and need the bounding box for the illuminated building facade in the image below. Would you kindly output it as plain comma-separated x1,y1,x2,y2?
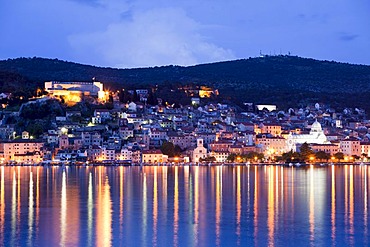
44,81,107,103
0,140,43,163
142,150,165,163
256,134,287,156
192,139,208,162
287,120,329,151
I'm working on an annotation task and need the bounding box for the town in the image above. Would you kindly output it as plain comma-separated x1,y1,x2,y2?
0,80,369,166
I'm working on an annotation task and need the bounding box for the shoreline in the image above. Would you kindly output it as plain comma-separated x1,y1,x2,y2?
1,161,369,167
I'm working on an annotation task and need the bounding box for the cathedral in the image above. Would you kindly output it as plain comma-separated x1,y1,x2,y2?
286,119,330,151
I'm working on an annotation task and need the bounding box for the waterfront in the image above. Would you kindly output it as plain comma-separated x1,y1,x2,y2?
0,165,369,246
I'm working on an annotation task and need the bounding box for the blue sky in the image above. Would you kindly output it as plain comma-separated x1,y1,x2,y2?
0,0,369,68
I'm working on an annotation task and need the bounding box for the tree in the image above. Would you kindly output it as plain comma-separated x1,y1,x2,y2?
243,152,264,162
200,156,216,162
227,153,236,162
299,142,314,161
281,150,301,162
26,122,43,138
147,91,158,105
334,152,344,161
352,155,360,161
315,151,330,161
160,141,181,157
361,153,368,160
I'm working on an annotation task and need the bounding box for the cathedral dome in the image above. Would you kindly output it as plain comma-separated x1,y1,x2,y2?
310,119,322,133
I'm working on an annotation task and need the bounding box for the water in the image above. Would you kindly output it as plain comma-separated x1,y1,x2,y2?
0,165,369,246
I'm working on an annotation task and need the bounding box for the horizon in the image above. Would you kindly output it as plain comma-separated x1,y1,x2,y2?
2,54,370,70
0,0,369,68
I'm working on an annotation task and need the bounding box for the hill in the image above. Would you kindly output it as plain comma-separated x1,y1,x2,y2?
1,55,370,110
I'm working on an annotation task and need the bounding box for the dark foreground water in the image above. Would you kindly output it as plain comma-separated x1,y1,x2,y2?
0,165,369,246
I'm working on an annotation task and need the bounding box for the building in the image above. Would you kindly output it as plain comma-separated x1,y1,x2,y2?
209,140,233,152
210,151,229,163
361,142,370,157
310,143,339,156
81,132,103,146
45,81,104,96
86,145,102,161
142,150,165,163
256,134,287,157
191,139,207,162
45,81,106,102
92,109,111,124
168,133,195,150
0,125,15,140
119,127,134,140
256,104,277,112
59,135,69,149
259,123,282,137
286,120,330,151
0,140,43,163
102,147,116,161
340,137,361,156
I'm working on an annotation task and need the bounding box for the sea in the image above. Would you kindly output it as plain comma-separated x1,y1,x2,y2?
0,165,368,246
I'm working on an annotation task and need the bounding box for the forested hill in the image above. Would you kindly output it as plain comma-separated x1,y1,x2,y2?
1,55,370,110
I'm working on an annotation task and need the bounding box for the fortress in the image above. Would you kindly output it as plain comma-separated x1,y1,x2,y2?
44,81,107,103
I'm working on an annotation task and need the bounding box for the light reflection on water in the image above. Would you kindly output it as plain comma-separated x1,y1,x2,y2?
0,165,369,246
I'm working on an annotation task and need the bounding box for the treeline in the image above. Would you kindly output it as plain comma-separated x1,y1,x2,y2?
1,55,370,110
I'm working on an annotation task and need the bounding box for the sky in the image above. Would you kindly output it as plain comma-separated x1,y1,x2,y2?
0,0,369,68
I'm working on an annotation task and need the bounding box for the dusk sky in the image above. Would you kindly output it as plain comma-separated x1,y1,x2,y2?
0,0,369,68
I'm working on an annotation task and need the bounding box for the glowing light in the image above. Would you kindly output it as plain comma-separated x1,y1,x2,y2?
174,166,179,246
236,166,241,244
96,172,112,247
216,166,222,246
309,165,315,241
153,167,158,246
11,171,16,246
267,167,275,246
364,166,368,239
61,127,68,135
142,173,147,244
349,165,354,244
331,165,336,241
0,167,4,244
60,170,67,246
194,167,199,246
28,172,34,243
87,172,93,247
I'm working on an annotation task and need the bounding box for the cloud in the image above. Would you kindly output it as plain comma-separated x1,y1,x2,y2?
338,33,359,42
68,7,235,68
1,0,369,66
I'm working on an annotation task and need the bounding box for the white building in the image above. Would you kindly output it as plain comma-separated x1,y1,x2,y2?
45,81,104,97
192,139,207,162
286,120,330,151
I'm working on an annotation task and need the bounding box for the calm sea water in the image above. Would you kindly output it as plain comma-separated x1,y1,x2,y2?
0,165,369,246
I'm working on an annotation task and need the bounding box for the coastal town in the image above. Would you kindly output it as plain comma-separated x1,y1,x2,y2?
0,80,369,165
